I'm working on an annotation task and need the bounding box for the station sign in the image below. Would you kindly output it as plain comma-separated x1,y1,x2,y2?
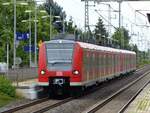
23,45,35,52
16,32,29,41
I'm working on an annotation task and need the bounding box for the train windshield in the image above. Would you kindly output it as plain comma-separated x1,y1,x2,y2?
46,42,74,71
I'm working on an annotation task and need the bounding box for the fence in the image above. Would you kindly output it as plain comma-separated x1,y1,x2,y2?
5,67,38,82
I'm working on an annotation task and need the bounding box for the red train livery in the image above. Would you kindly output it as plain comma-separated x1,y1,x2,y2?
38,38,136,95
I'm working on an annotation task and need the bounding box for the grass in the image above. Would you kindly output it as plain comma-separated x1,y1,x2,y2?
0,92,14,108
137,59,150,68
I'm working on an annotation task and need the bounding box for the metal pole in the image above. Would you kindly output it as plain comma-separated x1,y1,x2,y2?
34,3,37,67
63,13,65,34
108,4,111,36
118,1,122,28
85,1,89,42
118,1,124,49
50,7,52,40
7,42,9,76
4,4,9,76
13,0,16,68
29,12,32,67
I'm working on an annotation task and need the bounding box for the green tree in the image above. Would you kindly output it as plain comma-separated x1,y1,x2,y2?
0,0,58,66
112,27,131,49
43,0,66,33
94,17,108,45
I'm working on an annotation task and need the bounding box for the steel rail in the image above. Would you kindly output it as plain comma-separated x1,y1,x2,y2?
1,98,49,113
117,81,150,113
83,70,150,113
32,97,73,113
1,97,73,113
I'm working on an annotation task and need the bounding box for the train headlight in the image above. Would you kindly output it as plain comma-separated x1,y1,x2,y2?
41,70,45,75
73,70,79,75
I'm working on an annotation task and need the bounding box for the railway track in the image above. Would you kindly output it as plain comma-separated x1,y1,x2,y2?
83,69,150,113
1,97,73,113
1,97,49,113
1,94,75,113
117,81,150,113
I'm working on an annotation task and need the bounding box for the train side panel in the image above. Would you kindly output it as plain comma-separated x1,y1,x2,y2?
70,43,83,86
79,45,136,87
38,43,48,85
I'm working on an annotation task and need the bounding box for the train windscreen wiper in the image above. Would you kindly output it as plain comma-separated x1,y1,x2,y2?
48,60,71,65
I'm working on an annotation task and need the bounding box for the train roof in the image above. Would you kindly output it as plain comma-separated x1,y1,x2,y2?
44,39,136,55
45,39,75,44
77,41,136,55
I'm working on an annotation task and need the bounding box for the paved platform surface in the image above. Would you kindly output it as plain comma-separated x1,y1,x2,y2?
12,79,42,100
12,79,38,87
124,83,150,113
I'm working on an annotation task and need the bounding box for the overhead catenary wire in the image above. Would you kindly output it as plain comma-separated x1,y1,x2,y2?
95,9,117,30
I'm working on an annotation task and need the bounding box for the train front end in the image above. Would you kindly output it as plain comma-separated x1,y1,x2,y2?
38,39,82,95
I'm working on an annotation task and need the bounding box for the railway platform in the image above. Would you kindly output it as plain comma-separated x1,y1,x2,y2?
12,79,43,100
124,83,150,113
12,78,38,88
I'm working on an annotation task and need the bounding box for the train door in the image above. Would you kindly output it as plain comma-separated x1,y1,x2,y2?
106,53,110,76
112,53,114,75
108,52,110,76
99,52,101,79
115,53,117,75
111,52,114,75
120,53,123,72
102,51,105,77
87,51,90,81
125,54,126,72
96,52,99,79
113,53,115,75
89,51,92,81
108,53,110,76
116,54,118,74
95,52,97,79
104,53,108,77
131,54,132,69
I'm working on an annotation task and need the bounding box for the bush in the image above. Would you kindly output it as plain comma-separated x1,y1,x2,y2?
137,59,150,68
0,76,16,97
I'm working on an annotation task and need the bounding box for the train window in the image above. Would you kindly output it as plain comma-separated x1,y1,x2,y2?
46,43,74,70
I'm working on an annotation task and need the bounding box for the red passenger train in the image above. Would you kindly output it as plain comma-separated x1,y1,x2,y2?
38,35,136,96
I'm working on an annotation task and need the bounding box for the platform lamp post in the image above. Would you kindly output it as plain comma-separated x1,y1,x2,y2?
42,15,61,40
2,2,11,75
147,13,150,60
2,1,28,70
23,9,46,67
34,9,47,67
24,10,32,67
13,1,28,68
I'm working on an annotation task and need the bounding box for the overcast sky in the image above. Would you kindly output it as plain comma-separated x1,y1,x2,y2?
39,0,150,51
